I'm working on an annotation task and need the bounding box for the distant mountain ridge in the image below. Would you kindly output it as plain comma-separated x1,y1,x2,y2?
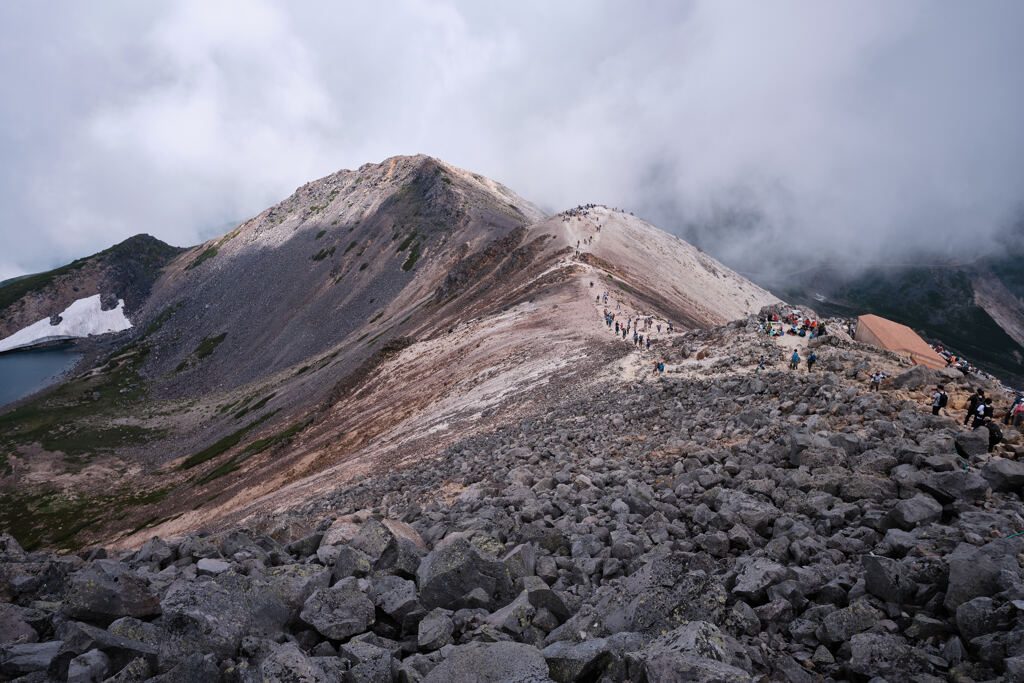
0,234,184,339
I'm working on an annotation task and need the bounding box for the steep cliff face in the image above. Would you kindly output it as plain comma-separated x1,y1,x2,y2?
0,155,777,551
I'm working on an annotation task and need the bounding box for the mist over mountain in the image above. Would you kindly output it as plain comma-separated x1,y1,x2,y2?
2,2,1023,283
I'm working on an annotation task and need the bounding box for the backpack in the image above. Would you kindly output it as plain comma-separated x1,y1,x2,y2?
939,392,948,408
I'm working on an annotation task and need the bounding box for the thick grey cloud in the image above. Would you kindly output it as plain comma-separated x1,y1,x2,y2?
1,0,1022,280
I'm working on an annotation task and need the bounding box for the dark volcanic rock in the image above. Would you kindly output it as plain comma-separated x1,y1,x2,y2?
300,577,376,640
417,538,514,610
62,561,160,624
422,641,551,682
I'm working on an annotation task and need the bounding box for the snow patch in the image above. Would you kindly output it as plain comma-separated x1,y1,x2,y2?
0,294,133,352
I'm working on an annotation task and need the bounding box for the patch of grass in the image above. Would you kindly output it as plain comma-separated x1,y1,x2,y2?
311,246,336,261
400,315,412,325
233,392,276,420
396,232,418,253
402,242,421,271
356,332,369,342
315,229,327,239
240,420,309,457
143,302,181,337
186,245,218,270
295,365,311,376
0,485,172,551
345,241,358,254
367,326,393,345
360,263,369,271
194,332,227,360
178,412,276,470
369,312,384,323
0,344,164,456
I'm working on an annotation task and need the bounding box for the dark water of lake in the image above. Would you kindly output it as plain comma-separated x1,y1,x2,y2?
0,345,82,408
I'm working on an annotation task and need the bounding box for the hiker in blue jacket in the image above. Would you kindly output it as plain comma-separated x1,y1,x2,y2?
790,350,800,370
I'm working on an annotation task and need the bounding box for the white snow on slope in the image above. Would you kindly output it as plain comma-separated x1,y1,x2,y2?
0,294,132,352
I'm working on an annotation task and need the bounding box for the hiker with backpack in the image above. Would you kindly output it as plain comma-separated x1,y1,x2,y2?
964,389,985,426
985,419,1003,452
755,355,766,374
790,350,800,370
932,385,948,416
972,397,994,428
869,372,883,391
806,351,817,372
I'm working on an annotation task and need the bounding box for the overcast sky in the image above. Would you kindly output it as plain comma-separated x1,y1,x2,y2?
1,1,1022,281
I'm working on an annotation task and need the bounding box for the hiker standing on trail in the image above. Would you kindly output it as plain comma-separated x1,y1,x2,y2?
869,372,883,391
965,389,985,426
615,321,620,334
755,356,766,374
633,331,639,346
790,350,800,370
646,338,651,351
806,351,817,372
932,385,948,416
638,334,644,348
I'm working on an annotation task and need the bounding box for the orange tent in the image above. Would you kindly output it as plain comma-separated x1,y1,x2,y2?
854,314,946,370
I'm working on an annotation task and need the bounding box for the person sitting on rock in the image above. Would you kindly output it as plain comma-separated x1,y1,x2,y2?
965,388,985,426
932,385,948,416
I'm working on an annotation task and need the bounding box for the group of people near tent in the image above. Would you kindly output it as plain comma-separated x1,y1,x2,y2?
759,311,824,339
931,344,999,383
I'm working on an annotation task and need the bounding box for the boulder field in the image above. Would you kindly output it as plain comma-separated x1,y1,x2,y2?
2,323,1024,682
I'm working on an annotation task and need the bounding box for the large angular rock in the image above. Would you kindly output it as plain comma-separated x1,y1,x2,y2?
917,471,990,504
66,648,110,683
847,633,933,679
863,555,912,604
955,429,990,459
371,575,422,624
542,632,643,683
259,641,332,683
554,558,727,640
888,493,942,530
818,600,883,644
944,538,1024,610
254,563,332,620
48,621,158,680
0,641,62,678
417,538,514,610
713,490,780,536
626,623,752,682
731,557,792,604
417,609,454,652
160,572,289,659
62,561,160,624
891,365,933,390
0,603,39,645
980,458,1024,492
300,577,375,640
423,641,551,682
339,640,397,682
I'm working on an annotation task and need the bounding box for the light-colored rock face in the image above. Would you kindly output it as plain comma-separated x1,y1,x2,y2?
0,294,132,352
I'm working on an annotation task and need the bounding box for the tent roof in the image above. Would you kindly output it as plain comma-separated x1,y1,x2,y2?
856,314,947,370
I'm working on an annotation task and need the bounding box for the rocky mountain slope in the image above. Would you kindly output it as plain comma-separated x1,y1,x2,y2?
2,320,1022,681
0,155,776,557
